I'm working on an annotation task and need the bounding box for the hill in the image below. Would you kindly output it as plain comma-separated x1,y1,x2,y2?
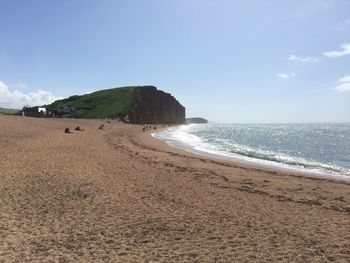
24,86,185,124
0,108,19,115
48,86,139,119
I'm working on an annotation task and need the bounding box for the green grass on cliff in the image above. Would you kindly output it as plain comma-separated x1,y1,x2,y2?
0,108,19,115
48,86,140,119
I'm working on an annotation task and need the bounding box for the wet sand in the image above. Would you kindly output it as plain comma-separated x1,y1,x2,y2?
0,115,349,262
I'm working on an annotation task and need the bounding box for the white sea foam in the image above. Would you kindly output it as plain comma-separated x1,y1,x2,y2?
152,124,350,178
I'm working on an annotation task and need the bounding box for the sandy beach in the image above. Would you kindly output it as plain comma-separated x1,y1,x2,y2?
0,115,349,262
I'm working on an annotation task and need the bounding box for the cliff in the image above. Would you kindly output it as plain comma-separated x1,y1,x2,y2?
23,86,185,124
128,86,185,124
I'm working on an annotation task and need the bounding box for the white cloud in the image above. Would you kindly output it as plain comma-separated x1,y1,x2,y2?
339,75,350,83
334,83,350,92
0,81,61,109
278,73,289,79
288,54,319,63
277,72,296,79
323,43,350,58
334,75,350,92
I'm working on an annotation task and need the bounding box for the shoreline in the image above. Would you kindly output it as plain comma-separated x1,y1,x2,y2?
135,127,350,184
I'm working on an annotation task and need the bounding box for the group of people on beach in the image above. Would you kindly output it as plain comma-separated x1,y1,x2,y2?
64,122,168,134
142,124,173,132
142,125,157,132
63,118,116,134
64,126,85,133
64,124,104,134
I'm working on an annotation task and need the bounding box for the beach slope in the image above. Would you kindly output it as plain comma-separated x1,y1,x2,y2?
0,116,349,262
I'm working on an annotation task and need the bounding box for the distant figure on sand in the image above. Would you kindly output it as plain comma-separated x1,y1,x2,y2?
99,124,104,129
74,126,84,131
64,128,72,133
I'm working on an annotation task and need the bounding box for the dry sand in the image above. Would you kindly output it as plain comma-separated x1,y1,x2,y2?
0,115,349,262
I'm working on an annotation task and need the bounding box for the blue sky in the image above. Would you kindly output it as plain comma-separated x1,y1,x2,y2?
0,0,349,122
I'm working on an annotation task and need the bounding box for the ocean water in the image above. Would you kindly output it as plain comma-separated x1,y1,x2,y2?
153,123,350,178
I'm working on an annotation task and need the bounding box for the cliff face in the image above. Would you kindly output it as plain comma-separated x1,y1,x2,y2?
128,86,185,124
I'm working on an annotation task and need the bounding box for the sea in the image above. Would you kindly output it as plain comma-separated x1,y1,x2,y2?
152,123,350,179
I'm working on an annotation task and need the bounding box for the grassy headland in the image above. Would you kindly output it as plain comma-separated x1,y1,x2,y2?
48,86,139,119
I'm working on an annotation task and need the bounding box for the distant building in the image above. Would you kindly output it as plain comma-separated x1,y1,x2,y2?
22,106,48,117
38,107,47,114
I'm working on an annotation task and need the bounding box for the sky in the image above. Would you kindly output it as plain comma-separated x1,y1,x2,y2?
0,0,349,123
